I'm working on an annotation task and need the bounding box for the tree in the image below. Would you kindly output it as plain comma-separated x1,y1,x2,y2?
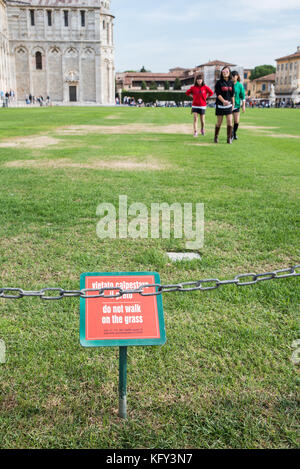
174,78,182,90
150,81,157,90
164,81,170,90
250,65,276,81
140,66,151,72
141,81,147,90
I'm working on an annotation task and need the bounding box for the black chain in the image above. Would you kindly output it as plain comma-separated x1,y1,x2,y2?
0,265,299,300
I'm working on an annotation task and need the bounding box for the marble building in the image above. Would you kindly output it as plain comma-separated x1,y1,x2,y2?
0,0,13,94
1,0,115,104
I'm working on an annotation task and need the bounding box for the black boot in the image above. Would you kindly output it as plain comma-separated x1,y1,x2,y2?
214,125,220,143
233,123,239,140
227,125,233,144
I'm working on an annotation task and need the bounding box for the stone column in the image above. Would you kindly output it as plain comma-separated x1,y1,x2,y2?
95,9,100,40
111,64,115,104
62,53,67,103
28,48,32,96
78,49,82,103
108,62,111,103
95,52,101,104
0,44,3,92
45,45,49,97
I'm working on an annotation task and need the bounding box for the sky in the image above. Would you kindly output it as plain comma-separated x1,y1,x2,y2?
112,0,300,72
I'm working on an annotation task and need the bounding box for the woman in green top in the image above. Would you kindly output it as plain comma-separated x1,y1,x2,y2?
232,71,246,140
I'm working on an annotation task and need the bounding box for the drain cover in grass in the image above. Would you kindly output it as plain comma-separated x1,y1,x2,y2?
167,252,201,262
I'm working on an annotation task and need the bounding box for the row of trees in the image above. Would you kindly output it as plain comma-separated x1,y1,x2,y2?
121,90,192,104
250,65,276,80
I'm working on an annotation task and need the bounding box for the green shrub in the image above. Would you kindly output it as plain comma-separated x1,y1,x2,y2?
149,81,158,90
121,90,192,104
174,78,182,90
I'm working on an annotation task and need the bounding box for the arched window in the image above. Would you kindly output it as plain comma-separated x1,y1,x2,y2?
35,51,42,70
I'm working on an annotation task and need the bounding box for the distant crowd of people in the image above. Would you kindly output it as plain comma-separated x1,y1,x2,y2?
275,101,297,108
25,94,51,106
120,95,193,108
121,96,143,107
1,90,52,107
1,90,15,107
119,93,296,112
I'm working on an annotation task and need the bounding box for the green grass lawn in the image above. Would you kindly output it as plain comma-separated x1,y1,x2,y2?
0,106,299,449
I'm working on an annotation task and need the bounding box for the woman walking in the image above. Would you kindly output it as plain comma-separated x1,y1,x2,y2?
232,71,246,140
186,74,213,137
214,66,235,144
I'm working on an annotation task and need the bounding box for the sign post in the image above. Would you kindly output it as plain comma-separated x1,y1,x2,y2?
80,272,166,419
119,346,127,419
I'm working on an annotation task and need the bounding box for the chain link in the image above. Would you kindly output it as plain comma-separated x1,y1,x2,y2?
0,265,299,300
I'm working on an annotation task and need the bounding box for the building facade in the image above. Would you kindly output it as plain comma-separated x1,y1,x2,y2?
179,60,237,89
243,69,252,96
116,71,182,93
1,0,115,104
250,73,275,100
275,46,300,105
0,0,13,94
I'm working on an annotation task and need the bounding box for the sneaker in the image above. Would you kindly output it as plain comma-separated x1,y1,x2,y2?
201,129,205,136
194,131,198,137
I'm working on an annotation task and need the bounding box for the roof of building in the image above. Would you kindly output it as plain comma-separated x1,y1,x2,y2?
169,67,187,72
116,72,179,83
6,0,30,4
276,49,300,61
196,60,236,68
253,73,275,82
11,0,112,9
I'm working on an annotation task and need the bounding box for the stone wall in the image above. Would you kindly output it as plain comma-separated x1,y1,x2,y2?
0,0,13,94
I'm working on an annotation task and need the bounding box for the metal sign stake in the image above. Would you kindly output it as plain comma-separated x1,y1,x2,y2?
119,346,127,419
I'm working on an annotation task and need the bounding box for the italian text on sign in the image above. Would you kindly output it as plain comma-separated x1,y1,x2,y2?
80,272,166,347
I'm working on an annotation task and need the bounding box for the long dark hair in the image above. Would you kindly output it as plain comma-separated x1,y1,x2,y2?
220,66,232,81
194,73,205,86
232,70,241,82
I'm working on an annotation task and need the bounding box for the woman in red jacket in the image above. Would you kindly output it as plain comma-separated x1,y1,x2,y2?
186,74,214,137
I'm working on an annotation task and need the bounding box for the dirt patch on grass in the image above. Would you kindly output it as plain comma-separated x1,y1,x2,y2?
139,138,161,141
205,220,237,233
105,115,121,120
266,133,300,139
242,126,279,130
0,136,61,149
0,394,18,411
186,143,214,147
43,396,63,410
242,126,300,138
56,123,193,135
4,157,168,171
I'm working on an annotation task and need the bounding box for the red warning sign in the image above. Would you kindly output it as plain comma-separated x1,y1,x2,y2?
80,272,166,347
